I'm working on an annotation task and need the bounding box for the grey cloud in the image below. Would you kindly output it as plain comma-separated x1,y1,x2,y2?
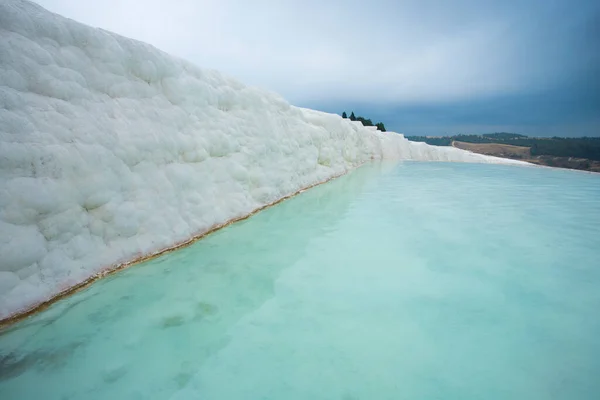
29,0,600,135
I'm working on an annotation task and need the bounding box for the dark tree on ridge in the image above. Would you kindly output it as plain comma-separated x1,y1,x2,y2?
342,111,387,131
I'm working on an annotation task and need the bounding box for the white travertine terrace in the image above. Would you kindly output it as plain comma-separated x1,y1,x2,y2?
0,0,526,319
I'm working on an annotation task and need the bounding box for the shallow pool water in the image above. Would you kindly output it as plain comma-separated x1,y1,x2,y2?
1,162,600,400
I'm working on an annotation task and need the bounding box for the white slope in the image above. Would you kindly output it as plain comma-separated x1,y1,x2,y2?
0,0,525,320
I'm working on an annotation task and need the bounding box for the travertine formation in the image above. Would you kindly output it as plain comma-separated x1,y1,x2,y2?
0,0,525,320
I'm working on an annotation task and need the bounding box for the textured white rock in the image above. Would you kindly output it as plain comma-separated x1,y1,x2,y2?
0,0,526,319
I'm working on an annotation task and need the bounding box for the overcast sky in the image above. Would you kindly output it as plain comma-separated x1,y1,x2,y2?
35,0,600,136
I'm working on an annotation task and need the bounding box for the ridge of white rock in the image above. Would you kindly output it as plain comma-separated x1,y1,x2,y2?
0,0,525,320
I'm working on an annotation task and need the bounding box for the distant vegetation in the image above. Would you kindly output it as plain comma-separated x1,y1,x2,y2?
406,133,600,161
342,111,386,132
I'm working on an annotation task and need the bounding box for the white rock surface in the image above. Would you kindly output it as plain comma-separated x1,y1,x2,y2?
0,0,525,319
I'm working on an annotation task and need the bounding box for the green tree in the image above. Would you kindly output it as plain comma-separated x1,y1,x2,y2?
342,111,347,118
376,122,386,132
350,111,356,121
357,117,373,126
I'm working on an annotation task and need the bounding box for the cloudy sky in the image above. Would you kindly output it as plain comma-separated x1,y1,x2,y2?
36,0,599,136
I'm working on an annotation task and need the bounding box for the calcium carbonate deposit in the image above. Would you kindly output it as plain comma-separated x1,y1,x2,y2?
0,0,526,320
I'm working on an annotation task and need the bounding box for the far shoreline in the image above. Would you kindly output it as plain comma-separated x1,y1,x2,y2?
405,133,600,173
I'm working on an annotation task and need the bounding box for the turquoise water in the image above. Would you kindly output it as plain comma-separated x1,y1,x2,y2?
1,162,600,400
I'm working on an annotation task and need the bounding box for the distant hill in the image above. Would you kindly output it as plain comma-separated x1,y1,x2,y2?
406,134,600,161
482,132,528,140
452,141,531,159
405,133,600,172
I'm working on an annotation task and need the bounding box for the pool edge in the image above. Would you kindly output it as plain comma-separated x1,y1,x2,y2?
0,167,354,329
